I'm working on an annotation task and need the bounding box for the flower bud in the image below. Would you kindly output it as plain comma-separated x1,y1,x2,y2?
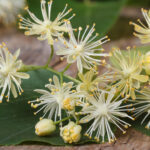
35,119,56,136
60,121,82,143
143,52,150,75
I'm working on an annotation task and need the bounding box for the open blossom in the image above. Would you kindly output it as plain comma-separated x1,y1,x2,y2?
108,48,149,100
77,70,113,93
56,23,110,73
19,0,75,45
60,121,82,143
134,88,150,129
130,8,150,43
0,43,30,103
143,51,150,75
29,75,83,121
0,0,25,25
77,88,134,143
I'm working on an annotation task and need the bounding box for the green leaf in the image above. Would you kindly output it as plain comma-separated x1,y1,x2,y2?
132,116,150,137
0,69,114,145
26,0,126,36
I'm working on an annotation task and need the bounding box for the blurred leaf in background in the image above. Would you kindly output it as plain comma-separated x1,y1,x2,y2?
26,0,126,37
127,0,150,6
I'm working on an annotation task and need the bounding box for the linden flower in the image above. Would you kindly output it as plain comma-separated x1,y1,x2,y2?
18,0,75,45
0,43,30,103
29,75,83,121
130,8,150,43
0,0,25,25
56,23,110,73
77,88,134,143
143,51,150,75
134,88,150,129
77,70,113,93
108,49,149,100
60,121,82,143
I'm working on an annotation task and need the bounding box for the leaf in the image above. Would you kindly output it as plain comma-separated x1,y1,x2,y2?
0,69,113,146
26,0,126,36
132,116,150,137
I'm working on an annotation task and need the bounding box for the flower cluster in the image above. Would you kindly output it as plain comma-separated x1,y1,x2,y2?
130,8,150,44
1,0,150,146
0,42,29,103
107,48,149,100
18,0,75,45
29,75,83,121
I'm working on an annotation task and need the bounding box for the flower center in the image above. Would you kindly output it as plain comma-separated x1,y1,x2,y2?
62,97,74,111
97,104,108,116
76,45,83,54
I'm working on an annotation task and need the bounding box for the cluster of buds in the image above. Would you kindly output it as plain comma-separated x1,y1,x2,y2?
60,122,82,144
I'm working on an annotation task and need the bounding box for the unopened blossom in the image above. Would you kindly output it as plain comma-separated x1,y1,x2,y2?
77,88,134,143
130,8,150,43
29,75,83,121
108,48,149,100
0,0,25,25
0,42,30,103
35,119,56,136
143,51,150,75
134,88,150,129
56,23,110,73
19,0,75,45
60,121,82,143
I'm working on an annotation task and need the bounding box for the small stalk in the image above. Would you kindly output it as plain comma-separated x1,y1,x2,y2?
45,45,54,67
54,116,72,125
61,64,71,74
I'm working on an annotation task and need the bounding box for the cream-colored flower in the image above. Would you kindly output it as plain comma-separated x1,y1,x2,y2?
56,23,110,73
134,88,150,129
35,119,56,136
143,51,150,75
77,88,134,143
77,70,113,93
130,8,150,43
19,0,75,45
0,43,29,103
0,0,25,25
29,75,83,121
108,48,149,100
60,121,82,143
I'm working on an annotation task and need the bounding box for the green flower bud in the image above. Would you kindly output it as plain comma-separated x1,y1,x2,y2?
35,119,56,136
143,52,150,75
60,121,82,144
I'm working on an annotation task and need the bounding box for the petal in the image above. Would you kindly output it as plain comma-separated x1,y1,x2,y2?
132,74,149,82
14,72,30,79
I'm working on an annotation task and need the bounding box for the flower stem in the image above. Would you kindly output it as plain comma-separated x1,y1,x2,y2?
61,64,71,74
19,64,46,72
54,116,72,125
45,45,54,67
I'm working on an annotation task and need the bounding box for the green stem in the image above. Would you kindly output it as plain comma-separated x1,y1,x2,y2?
76,115,80,125
61,64,71,74
60,72,63,84
19,64,46,72
45,45,54,67
54,116,72,125
19,64,81,84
